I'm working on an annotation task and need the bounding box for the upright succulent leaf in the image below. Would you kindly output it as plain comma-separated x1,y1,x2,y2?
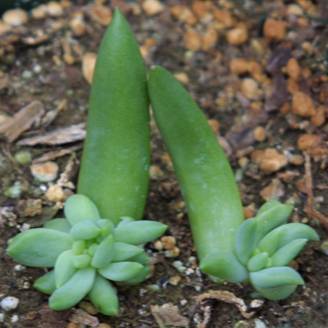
112,242,143,262
70,220,101,240
91,235,115,268
148,66,247,283
77,9,150,224
235,219,257,264
7,229,72,267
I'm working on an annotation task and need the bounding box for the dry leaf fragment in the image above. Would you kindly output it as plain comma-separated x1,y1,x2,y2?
18,123,86,146
0,101,45,142
151,303,189,328
194,290,255,319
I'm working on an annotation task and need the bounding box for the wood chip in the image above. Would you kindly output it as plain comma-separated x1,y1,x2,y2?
151,303,189,328
33,145,81,163
194,290,255,319
0,101,45,142
18,123,86,146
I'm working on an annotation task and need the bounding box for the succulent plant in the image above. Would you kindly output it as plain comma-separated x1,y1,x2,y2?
7,194,167,315
235,200,319,300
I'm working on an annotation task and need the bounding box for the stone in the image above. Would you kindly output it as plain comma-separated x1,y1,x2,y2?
226,24,248,45
1,297,19,311
30,161,59,182
253,126,266,142
46,2,63,17
263,18,286,41
45,185,65,202
286,58,301,81
31,5,48,19
292,91,315,117
3,9,28,27
311,106,326,127
201,27,218,51
252,148,288,173
0,21,10,35
70,15,86,36
240,78,260,100
184,29,202,51
142,0,164,16
297,134,321,151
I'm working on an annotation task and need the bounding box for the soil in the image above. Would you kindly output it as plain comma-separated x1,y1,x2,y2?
0,1,327,327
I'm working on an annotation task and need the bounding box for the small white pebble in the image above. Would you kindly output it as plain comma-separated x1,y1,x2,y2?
20,223,30,231
14,265,25,272
180,299,188,306
11,314,19,323
185,268,194,275
250,299,264,308
1,297,19,311
194,285,202,292
0,313,4,322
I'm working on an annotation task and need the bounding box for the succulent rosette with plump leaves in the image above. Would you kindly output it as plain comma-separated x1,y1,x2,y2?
7,194,167,315
235,200,319,300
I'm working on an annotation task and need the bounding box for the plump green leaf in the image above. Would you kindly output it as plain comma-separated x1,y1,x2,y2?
258,223,319,255
200,251,248,283
34,271,56,295
124,266,150,285
255,285,298,301
64,194,100,226
235,219,257,264
128,252,151,266
54,250,76,288
73,254,91,269
271,239,308,266
247,252,269,272
96,219,114,235
7,228,72,267
44,218,71,233
91,235,114,268
49,268,95,310
250,267,304,289
112,242,143,262
257,200,282,215
70,220,101,240
114,221,167,245
99,262,143,281
89,274,119,316
254,202,293,243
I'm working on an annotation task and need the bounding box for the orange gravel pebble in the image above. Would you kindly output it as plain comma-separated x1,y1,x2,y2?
226,24,248,45
292,91,315,117
297,134,321,151
263,18,287,41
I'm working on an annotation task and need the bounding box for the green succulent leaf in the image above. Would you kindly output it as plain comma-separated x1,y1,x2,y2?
99,262,143,281
247,252,269,272
64,194,100,226
257,200,283,215
49,268,96,310
96,219,114,235
91,235,114,268
124,266,151,285
250,267,304,289
258,223,319,255
254,202,293,243
114,221,167,245
70,220,101,240
54,250,76,288
128,251,151,266
112,242,143,262
271,239,308,266
254,285,298,301
44,218,71,233
73,254,91,269
34,271,56,295
7,228,72,267
235,219,257,264
89,274,119,316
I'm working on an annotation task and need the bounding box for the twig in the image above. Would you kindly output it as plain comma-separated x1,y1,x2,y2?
304,153,328,231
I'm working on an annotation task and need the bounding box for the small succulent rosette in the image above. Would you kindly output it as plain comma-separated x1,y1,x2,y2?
235,200,319,300
7,194,167,315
